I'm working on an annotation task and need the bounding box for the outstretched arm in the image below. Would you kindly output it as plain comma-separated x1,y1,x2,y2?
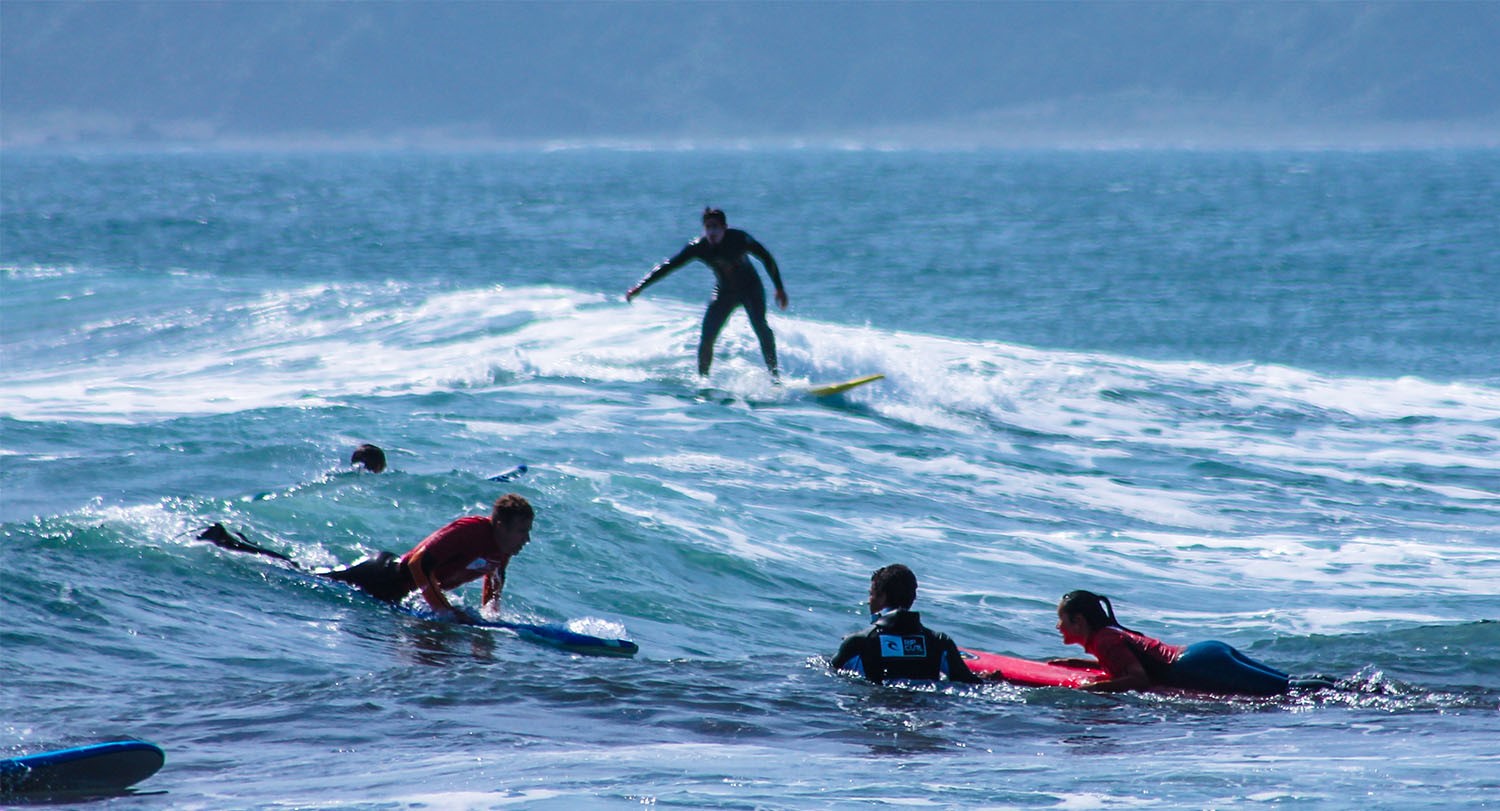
746,236,788,309
1046,654,1146,690
1066,649,1150,692
944,640,983,684
627,243,697,301
1047,657,1102,668
1079,663,1151,693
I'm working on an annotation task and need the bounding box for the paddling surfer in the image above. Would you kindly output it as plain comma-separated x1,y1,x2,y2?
831,564,982,685
197,493,534,621
1051,590,1341,694
626,207,789,380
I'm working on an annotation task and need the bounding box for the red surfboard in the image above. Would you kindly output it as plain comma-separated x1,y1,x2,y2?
961,648,1107,688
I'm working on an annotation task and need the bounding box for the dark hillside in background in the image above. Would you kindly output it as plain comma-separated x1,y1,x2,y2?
3,1,1497,146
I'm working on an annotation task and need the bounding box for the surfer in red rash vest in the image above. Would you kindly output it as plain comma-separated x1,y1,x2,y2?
1051,590,1340,694
198,494,534,622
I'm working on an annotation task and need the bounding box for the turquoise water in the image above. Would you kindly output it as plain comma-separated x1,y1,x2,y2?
3,148,1498,808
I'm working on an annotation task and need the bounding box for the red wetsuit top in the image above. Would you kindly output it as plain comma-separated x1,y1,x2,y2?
401,516,511,598
1085,626,1184,684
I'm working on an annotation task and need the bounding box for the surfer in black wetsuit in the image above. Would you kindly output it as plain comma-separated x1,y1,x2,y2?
626,207,789,379
831,564,982,685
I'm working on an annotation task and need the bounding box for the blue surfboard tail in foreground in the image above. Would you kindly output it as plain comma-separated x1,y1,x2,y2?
0,740,165,797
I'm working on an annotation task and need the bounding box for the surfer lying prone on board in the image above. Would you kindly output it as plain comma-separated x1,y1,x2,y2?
1051,590,1340,695
831,564,983,685
197,493,534,622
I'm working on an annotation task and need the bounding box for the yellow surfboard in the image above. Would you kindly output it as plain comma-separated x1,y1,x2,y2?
806,373,885,397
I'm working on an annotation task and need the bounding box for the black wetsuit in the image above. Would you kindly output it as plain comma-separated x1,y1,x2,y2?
633,228,785,376
831,609,982,685
198,523,416,602
319,551,415,603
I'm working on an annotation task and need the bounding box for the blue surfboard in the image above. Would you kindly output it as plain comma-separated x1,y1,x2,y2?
403,606,639,657
199,521,638,657
488,463,529,482
0,740,164,796
478,618,639,657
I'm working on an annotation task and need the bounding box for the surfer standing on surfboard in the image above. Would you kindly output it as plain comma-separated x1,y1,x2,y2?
831,564,982,685
626,207,789,381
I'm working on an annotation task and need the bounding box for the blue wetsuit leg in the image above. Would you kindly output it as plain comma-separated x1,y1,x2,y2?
1171,641,1289,696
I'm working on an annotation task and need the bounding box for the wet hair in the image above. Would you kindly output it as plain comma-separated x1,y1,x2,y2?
871,563,918,610
701,207,727,227
491,493,534,527
350,443,386,473
1059,590,1136,633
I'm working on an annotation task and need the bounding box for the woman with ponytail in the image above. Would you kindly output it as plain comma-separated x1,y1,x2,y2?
1050,590,1337,695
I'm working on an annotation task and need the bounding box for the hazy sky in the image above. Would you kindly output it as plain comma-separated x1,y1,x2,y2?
3,1,1497,148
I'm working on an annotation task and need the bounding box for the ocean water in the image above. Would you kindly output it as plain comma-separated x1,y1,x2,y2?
2,147,1498,809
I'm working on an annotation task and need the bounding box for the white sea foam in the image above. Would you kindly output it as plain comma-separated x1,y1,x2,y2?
7,283,1497,549
11,278,1496,420
1,263,83,280
962,527,1500,631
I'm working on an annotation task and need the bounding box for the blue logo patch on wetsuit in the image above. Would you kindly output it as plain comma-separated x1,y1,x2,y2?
879,635,927,658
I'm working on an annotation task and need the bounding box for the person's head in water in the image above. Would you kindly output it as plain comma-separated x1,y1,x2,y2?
1056,590,1121,645
702,207,727,245
491,493,536,557
350,444,386,473
868,563,919,614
